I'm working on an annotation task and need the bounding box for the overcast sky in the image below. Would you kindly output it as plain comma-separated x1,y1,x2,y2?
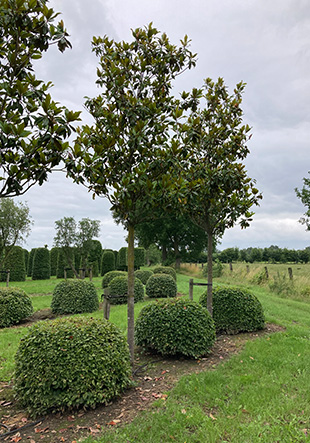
15,0,310,251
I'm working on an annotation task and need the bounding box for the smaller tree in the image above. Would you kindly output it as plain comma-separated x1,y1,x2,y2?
176,78,262,314
54,217,100,277
0,199,32,268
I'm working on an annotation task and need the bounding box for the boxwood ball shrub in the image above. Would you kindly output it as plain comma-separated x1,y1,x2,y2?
135,298,215,358
51,280,99,315
146,273,177,298
199,286,265,334
102,270,127,289
0,287,33,328
14,317,132,417
152,265,177,281
108,276,144,305
134,269,153,285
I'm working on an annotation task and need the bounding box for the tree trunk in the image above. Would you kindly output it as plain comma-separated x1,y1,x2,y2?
173,238,181,270
162,244,167,263
127,223,135,366
206,231,213,316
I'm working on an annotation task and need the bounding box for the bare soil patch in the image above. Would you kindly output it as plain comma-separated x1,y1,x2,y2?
0,322,284,442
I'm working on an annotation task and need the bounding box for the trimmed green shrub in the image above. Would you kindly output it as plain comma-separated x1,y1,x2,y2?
146,273,177,298
50,248,59,276
152,265,177,281
134,247,145,269
108,276,144,305
14,317,131,417
117,247,128,271
32,247,51,280
51,280,99,314
101,250,115,276
0,287,33,327
27,248,36,277
135,298,215,358
199,286,265,334
134,269,153,285
102,270,127,289
1,246,26,281
89,240,102,275
23,249,29,274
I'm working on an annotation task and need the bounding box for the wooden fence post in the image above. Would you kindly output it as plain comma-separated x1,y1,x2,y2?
189,279,194,300
64,269,67,280
229,262,233,272
246,265,250,274
6,270,10,287
264,266,269,279
89,267,93,281
288,267,293,280
103,288,111,320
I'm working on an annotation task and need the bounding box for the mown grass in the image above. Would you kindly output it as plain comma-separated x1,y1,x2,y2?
2,271,310,442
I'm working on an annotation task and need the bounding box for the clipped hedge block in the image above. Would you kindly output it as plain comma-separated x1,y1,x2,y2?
0,287,33,328
152,265,177,281
51,279,99,315
14,317,131,417
146,273,177,298
134,269,153,285
102,270,127,289
200,286,265,334
108,276,144,305
32,247,51,280
135,298,215,358
101,250,115,276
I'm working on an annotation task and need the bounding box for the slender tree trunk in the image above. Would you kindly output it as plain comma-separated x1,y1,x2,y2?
127,223,135,366
162,244,167,263
173,238,181,270
207,231,213,316
66,251,79,279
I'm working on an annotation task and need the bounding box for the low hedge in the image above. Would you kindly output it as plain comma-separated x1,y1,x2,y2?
199,286,265,334
14,317,132,417
134,269,153,285
152,266,177,281
108,276,144,305
0,288,33,328
102,271,127,289
51,279,99,315
145,273,177,298
135,298,215,358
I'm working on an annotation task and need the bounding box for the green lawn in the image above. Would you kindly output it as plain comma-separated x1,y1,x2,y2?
1,272,310,442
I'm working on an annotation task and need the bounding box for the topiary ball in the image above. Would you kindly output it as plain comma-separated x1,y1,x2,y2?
51,279,99,314
199,286,265,334
14,317,131,417
134,269,153,285
102,270,127,289
0,288,33,328
108,276,144,305
145,273,177,298
135,298,215,358
152,266,177,281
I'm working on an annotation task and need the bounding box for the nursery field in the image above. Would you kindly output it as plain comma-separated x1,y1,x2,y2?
1,271,310,442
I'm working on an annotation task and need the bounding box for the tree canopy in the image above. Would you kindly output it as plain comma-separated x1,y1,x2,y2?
0,0,80,198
